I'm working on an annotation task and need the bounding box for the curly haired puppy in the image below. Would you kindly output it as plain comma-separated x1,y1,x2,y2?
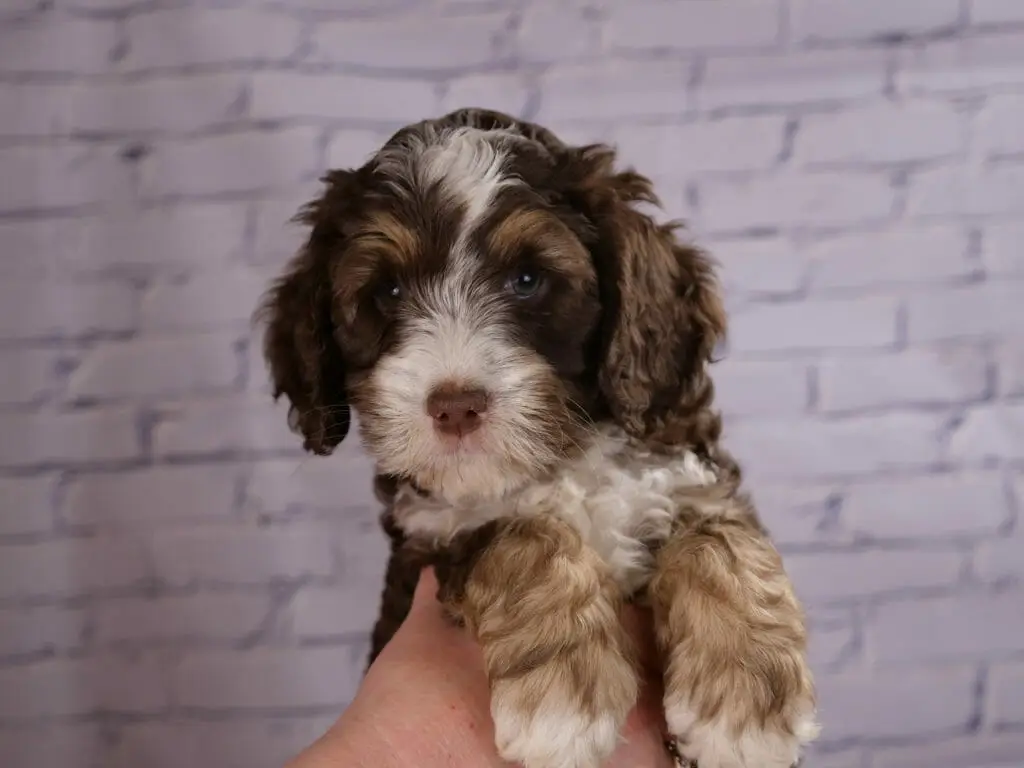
259,108,818,768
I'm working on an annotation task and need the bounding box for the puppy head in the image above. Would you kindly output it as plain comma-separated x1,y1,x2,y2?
259,109,725,502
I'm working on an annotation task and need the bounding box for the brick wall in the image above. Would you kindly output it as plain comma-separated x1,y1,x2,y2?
1,1,1022,767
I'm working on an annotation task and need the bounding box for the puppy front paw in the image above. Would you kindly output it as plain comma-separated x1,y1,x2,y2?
665,690,818,768
490,645,638,768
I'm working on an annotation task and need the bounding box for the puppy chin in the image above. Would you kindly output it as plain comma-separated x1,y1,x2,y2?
367,420,535,503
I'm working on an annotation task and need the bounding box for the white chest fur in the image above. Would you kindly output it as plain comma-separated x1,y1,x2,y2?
394,426,719,593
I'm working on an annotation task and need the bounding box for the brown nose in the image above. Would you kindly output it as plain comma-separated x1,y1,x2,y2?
426,385,488,436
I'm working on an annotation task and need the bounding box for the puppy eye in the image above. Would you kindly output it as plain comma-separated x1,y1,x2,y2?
508,268,544,298
374,278,402,306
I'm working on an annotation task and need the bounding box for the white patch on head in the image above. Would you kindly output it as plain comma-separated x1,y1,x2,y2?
417,127,516,234
666,695,819,768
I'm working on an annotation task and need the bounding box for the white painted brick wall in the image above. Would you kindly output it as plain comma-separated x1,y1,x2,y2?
0,2,1021,767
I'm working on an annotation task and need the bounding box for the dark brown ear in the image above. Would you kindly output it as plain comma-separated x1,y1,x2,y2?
562,145,727,447
257,171,355,455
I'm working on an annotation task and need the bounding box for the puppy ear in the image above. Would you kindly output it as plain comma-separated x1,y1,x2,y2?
257,171,355,455
563,145,726,445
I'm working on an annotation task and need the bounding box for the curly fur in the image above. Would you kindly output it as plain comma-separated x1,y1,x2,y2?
257,108,818,768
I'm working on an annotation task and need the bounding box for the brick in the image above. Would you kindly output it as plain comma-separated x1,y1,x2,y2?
726,413,944,479
908,282,1024,342
62,465,240,529
250,191,319,266
814,668,976,741
108,720,327,768
95,593,269,643
246,454,378,516
0,217,86,277
251,73,437,123
870,594,1024,664
151,526,333,586
312,13,506,69
700,49,887,110
730,296,898,353
803,754,864,768
907,165,1024,218
872,732,1024,768
752,484,841,547
713,237,807,295
154,395,297,457
898,34,1024,93
291,585,381,639
0,725,106,768
786,549,963,603
608,0,780,51
808,227,973,290
699,173,895,232
538,60,691,122
0,656,166,718
609,116,785,176
797,103,965,165
172,647,359,708
0,279,136,340
124,9,300,69
791,0,959,43
949,403,1024,462
0,145,129,211
0,408,139,467
70,74,247,134
843,471,1007,541
0,18,117,74
0,84,72,137
0,606,86,656
325,130,390,172
986,222,1024,277
818,347,989,413
139,129,320,198
990,661,1024,725
0,348,61,406
73,333,239,401
517,3,600,63
808,616,857,670
441,73,531,116
140,266,271,330
0,475,55,535
0,537,148,599
972,0,1024,24
977,95,1024,157
712,358,809,417
1000,341,1024,395
69,202,248,271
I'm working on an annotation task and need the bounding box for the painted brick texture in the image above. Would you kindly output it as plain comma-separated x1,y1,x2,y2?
0,1,1021,767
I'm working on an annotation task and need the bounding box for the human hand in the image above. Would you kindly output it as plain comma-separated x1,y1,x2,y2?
286,567,674,768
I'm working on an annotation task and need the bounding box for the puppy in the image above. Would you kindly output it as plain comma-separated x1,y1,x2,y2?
258,108,818,768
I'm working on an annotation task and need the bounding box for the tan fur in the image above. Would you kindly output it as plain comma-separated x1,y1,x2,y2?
649,498,818,767
445,516,639,768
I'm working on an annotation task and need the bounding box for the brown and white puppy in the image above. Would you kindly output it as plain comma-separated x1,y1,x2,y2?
259,108,818,768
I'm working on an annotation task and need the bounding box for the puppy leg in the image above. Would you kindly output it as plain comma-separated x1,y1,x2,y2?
648,506,818,768
438,516,639,768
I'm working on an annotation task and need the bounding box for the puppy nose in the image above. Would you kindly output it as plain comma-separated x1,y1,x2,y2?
426,385,488,436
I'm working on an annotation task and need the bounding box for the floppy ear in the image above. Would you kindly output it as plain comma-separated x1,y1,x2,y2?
561,145,727,446
257,171,356,455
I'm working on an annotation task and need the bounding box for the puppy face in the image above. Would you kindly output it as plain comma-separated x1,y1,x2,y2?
260,109,727,503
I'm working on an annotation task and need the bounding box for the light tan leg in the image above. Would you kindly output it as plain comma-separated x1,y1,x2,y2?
439,516,640,768
648,508,818,768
